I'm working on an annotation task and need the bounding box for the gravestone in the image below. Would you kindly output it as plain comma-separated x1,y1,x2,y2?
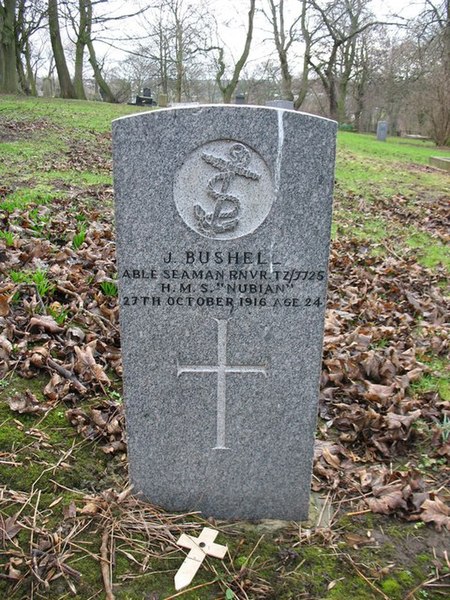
235,92,246,104
113,106,337,520
42,77,53,97
266,99,294,110
377,120,388,141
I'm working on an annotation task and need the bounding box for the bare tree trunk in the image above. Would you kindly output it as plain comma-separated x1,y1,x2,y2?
216,0,256,103
16,46,29,93
267,0,295,100
85,0,117,102
14,0,29,94
0,0,18,93
175,17,183,102
25,38,37,95
48,0,77,98
294,0,311,109
73,0,87,99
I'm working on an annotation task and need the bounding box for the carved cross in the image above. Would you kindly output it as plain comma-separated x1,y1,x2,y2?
177,319,268,449
175,527,227,590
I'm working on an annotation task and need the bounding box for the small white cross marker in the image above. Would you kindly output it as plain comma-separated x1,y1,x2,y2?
174,527,228,590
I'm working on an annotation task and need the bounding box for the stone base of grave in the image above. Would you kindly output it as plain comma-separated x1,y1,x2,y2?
429,156,450,172
233,493,333,532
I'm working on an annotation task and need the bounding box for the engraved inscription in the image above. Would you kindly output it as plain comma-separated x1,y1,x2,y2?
194,143,260,235
174,140,275,240
177,319,267,449
120,249,327,311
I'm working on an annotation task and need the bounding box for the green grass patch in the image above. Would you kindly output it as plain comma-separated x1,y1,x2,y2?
406,230,450,271
0,186,57,212
72,226,86,249
336,133,450,200
38,169,112,186
9,267,55,298
411,373,450,402
0,96,148,132
0,230,15,246
337,132,450,165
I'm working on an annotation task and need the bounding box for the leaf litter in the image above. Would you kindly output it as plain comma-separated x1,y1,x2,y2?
0,121,449,598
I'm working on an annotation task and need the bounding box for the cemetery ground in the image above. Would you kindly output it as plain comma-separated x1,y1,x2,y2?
0,97,449,600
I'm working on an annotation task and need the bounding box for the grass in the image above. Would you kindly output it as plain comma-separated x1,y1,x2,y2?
0,186,56,212
1,96,449,600
0,95,146,132
9,267,55,298
72,226,86,249
337,132,450,165
336,132,450,200
406,230,450,270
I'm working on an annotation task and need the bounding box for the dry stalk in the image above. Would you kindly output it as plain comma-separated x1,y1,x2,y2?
164,578,218,599
100,529,115,600
343,552,390,599
405,573,450,599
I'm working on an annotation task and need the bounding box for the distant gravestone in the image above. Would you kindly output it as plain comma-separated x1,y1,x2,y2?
377,120,388,141
266,99,294,110
235,92,246,104
158,93,168,107
42,78,53,98
112,106,337,520
143,87,152,97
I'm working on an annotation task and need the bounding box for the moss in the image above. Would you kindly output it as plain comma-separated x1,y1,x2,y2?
327,578,378,600
380,577,402,597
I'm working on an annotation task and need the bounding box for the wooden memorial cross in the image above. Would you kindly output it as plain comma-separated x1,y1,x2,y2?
175,527,228,590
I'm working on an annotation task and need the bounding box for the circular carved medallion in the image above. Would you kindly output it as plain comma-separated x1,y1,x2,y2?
174,139,274,240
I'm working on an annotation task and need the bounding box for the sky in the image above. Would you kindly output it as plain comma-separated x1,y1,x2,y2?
104,0,422,62
43,0,425,80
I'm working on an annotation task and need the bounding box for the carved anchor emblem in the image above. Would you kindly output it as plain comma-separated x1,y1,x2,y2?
194,143,260,234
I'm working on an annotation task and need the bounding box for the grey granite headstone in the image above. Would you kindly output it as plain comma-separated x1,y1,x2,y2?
377,120,388,141
113,105,337,520
235,93,246,104
266,99,294,110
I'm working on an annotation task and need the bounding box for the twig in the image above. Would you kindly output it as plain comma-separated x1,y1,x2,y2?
164,578,218,599
405,573,450,599
100,529,115,600
343,553,390,600
29,490,41,558
49,479,86,495
31,283,47,315
56,285,84,309
346,509,372,517
46,357,87,393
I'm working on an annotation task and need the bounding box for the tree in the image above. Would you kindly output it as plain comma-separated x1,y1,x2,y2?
0,0,18,93
215,0,256,103
262,0,300,101
48,0,77,98
306,0,379,122
130,0,215,102
84,0,117,102
14,0,46,95
415,0,450,144
71,0,88,99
